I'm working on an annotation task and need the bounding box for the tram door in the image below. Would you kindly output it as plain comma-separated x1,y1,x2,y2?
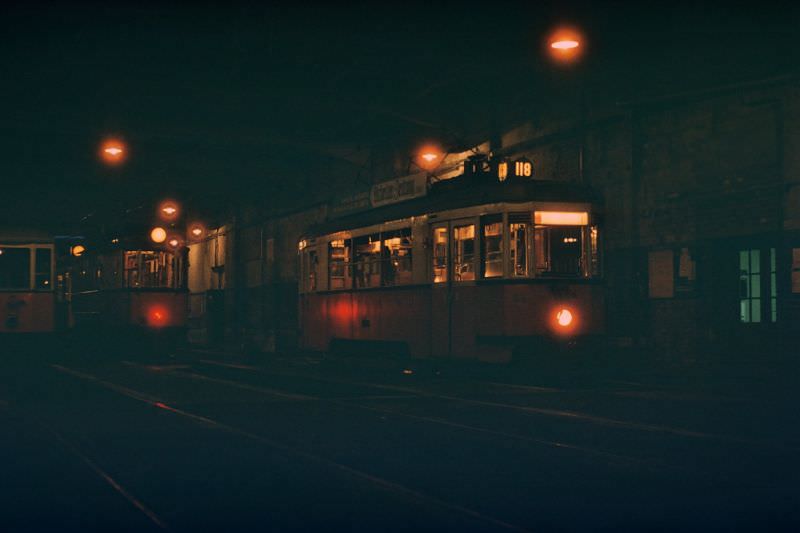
430,223,451,356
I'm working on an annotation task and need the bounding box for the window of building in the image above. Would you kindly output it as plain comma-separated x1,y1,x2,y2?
433,227,448,283
382,229,412,286
453,224,476,281
0,247,30,290
739,248,776,323
35,248,52,290
482,215,503,278
328,239,351,290
354,234,381,289
675,247,696,293
509,213,530,277
534,226,583,276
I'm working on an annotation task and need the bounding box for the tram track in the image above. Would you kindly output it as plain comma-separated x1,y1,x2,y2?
122,360,666,472
50,363,534,533
196,358,796,452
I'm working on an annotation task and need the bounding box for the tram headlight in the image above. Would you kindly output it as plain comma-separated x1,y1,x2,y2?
556,307,574,328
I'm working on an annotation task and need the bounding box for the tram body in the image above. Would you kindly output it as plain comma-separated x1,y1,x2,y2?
0,229,56,336
69,239,188,350
299,180,605,362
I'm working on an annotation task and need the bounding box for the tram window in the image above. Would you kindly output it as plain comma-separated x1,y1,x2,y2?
433,227,448,283
306,250,318,292
0,247,31,289
482,216,503,278
354,234,382,289
124,251,180,288
328,239,351,290
590,226,600,277
453,224,476,281
509,213,530,277
35,248,52,289
534,226,583,277
382,229,412,286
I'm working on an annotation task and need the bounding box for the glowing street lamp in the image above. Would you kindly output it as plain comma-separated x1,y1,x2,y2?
188,222,205,241
99,138,127,165
158,200,180,221
150,227,167,244
547,27,583,63
416,143,444,171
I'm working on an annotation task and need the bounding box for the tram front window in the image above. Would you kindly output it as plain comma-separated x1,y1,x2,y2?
124,251,181,288
35,248,52,289
453,224,475,281
482,216,503,278
535,226,584,277
0,247,31,290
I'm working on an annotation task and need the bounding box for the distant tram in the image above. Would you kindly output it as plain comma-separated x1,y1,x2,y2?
0,228,57,336
68,231,189,351
298,178,605,363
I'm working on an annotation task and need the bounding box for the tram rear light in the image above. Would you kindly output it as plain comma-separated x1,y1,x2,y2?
147,306,169,328
556,308,573,327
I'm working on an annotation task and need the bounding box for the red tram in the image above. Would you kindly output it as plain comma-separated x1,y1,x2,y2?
68,232,188,352
298,179,605,363
0,228,57,337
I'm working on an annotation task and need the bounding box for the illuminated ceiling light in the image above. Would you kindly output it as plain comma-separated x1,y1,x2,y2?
0,249,4,255
547,26,584,62
168,238,180,248
421,153,439,162
191,227,203,237
158,200,180,220
150,227,167,244
416,143,444,170
162,206,177,216
556,308,573,327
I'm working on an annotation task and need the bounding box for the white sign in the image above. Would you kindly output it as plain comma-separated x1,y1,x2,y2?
370,173,427,208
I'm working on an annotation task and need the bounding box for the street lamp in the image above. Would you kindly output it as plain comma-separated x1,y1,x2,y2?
99,138,127,165
415,143,445,171
150,227,167,244
158,200,180,222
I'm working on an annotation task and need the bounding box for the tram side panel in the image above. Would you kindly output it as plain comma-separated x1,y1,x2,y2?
0,292,55,333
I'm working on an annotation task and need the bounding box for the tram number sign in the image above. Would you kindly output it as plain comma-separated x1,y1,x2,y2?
497,158,533,182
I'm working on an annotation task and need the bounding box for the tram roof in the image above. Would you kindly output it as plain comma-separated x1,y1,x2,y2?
307,177,601,237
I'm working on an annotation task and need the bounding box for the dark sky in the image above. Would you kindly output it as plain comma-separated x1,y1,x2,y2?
1,1,797,231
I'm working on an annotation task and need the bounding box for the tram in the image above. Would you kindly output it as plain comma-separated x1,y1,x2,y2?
0,228,58,337
68,230,189,352
298,175,605,363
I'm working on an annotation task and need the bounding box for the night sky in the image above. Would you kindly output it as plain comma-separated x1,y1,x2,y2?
2,1,797,231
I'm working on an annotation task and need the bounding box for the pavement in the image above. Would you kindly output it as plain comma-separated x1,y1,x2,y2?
1,343,798,532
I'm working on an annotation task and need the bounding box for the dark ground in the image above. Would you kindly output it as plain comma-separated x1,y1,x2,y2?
1,342,798,532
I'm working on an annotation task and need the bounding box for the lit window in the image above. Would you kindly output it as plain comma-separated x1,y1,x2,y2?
354,234,381,289
739,248,775,323
328,239,351,290
382,229,412,286
432,227,448,283
123,250,183,289
482,215,503,278
509,213,530,277
453,224,476,281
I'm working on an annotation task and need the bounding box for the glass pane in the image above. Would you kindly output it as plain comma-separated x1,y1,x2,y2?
0,247,31,289
770,248,775,273
770,273,776,297
750,274,760,298
35,248,52,289
750,249,760,274
751,298,761,323
453,224,475,281
482,219,503,278
739,250,749,274
740,300,750,322
771,298,777,323
535,226,583,276
382,229,412,286
433,227,448,283
328,239,351,290
353,234,381,289
509,222,528,277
